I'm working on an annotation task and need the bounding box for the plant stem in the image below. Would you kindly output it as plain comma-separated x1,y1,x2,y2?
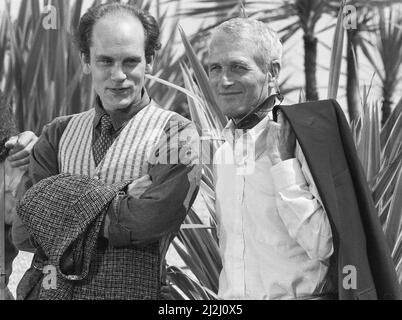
303,34,319,101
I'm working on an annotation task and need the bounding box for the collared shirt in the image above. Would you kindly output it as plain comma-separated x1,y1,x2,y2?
92,89,151,140
213,112,334,300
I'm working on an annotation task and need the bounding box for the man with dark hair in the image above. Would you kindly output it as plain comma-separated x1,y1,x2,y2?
13,3,200,300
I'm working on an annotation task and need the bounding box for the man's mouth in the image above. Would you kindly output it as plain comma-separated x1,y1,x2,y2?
109,87,130,94
219,92,242,96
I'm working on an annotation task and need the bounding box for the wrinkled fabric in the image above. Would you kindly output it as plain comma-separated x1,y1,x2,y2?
17,173,161,300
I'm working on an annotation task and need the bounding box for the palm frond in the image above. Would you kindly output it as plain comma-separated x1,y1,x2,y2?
327,0,346,99
353,100,402,274
178,25,227,129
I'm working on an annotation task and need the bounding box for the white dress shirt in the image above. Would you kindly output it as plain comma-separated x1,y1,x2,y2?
213,113,334,300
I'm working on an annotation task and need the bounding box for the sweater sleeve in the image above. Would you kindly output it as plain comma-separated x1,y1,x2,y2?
106,114,202,247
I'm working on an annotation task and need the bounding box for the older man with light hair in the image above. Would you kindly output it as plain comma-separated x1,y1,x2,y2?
209,18,335,300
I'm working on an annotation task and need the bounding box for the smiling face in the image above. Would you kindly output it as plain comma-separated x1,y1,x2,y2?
208,33,271,121
82,14,150,113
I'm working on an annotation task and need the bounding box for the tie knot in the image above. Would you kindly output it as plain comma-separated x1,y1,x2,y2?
100,114,113,133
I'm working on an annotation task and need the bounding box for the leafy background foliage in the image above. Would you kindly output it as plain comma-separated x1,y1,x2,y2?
1,0,401,298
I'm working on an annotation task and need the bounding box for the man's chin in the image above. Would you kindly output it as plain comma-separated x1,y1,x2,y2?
220,105,248,119
104,97,133,112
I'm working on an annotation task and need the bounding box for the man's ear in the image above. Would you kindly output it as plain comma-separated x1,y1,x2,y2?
80,53,91,75
145,56,154,74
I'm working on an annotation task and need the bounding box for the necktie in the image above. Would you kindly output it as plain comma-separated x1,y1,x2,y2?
93,114,114,166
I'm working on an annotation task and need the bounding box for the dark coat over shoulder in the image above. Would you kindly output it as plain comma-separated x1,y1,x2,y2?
279,99,401,300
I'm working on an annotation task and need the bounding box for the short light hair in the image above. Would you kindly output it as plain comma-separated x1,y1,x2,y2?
210,18,282,74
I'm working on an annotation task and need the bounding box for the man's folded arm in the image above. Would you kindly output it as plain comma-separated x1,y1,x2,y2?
107,163,201,247
105,119,201,247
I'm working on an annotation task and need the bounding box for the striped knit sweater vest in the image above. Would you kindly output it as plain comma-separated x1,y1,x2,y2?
57,102,173,299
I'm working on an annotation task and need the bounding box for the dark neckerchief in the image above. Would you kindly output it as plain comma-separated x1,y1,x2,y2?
233,93,283,130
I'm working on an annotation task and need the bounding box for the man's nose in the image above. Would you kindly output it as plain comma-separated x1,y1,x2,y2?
110,64,127,82
221,72,234,88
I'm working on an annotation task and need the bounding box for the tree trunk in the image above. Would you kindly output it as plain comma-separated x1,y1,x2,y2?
346,30,361,122
303,34,319,101
381,88,392,126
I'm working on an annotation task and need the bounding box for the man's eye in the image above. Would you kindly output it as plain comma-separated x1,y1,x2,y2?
209,65,221,72
125,59,140,66
232,64,247,71
98,59,112,65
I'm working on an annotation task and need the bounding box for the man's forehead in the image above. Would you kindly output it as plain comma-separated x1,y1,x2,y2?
210,33,256,52
208,38,258,64
91,14,145,49
91,46,144,59
208,53,251,65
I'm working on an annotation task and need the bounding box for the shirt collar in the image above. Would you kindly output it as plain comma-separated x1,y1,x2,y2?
232,93,277,130
93,88,151,131
222,94,277,144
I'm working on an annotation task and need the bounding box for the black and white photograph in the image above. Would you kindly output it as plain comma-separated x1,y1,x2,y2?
0,0,402,311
